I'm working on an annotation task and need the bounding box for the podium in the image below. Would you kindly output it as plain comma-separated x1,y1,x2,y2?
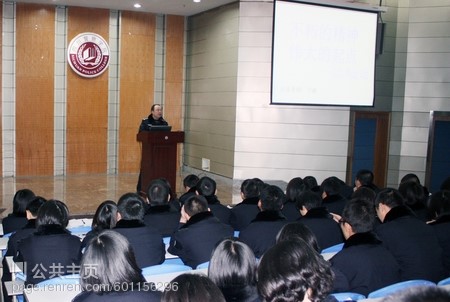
137,131,184,193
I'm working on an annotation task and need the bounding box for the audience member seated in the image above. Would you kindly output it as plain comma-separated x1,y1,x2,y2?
156,177,181,212
330,199,401,296
398,180,429,221
161,273,226,302
196,176,232,225
374,188,446,282
230,178,262,231
113,192,165,268
296,190,344,250
16,199,82,285
400,173,429,197
2,188,36,234
239,185,289,258
168,195,234,268
427,190,450,275
208,238,260,302
257,239,337,302
143,179,181,236
354,169,379,193
178,174,199,206
381,285,450,302
80,200,117,250
282,177,304,221
303,176,319,191
320,177,348,215
350,186,376,203
73,230,161,302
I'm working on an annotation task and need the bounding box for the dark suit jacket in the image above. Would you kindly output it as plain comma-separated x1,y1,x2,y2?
5,219,37,257
281,201,301,221
168,211,234,268
429,214,450,275
298,207,344,251
72,288,161,302
113,220,165,268
203,195,232,226
330,232,401,296
322,194,347,216
239,211,288,258
16,225,82,285
375,205,446,282
230,197,260,231
2,214,27,235
143,204,181,237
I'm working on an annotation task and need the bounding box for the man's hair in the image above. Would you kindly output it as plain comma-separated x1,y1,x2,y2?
147,179,170,206
162,273,226,302
259,185,286,211
286,177,306,203
398,181,426,207
240,178,260,199
341,199,375,233
183,174,199,189
117,192,145,221
303,176,318,190
296,190,322,211
356,169,374,186
351,186,376,203
196,176,217,197
276,222,320,252
374,188,404,209
36,199,69,229
320,177,341,196
25,196,46,217
92,200,118,230
13,189,36,215
151,104,161,112
184,195,209,217
400,173,421,185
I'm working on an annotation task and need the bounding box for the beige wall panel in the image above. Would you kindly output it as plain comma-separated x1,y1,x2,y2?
16,4,54,176
0,4,2,175
119,11,155,173
67,7,109,174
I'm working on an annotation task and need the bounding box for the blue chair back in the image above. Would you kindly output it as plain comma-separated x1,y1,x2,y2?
331,292,366,301
367,280,436,299
163,257,185,265
36,274,80,287
321,243,344,254
196,261,209,269
142,264,192,276
438,277,450,286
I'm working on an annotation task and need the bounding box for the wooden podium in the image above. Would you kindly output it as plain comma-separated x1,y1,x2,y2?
137,131,184,192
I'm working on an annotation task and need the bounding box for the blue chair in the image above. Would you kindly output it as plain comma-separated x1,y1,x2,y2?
36,274,80,287
196,261,209,269
331,292,366,301
234,230,240,237
367,280,436,299
163,257,185,265
438,276,450,286
163,236,171,245
321,243,344,254
68,225,91,236
141,264,192,276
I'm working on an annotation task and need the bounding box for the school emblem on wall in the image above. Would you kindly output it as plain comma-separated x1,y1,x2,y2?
68,32,110,78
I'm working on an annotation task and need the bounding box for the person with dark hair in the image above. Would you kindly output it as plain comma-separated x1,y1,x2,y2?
320,177,348,215
208,238,259,302
16,199,82,285
73,230,161,302
113,192,165,268
400,173,430,197
296,190,344,251
230,178,263,231
257,239,337,302
143,179,181,236
329,200,401,296
161,273,226,302
282,177,304,221
350,186,376,203
354,169,378,192
179,174,199,206
381,286,450,302
81,200,118,250
374,188,446,282
303,176,319,191
2,188,36,234
398,180,429,221
427,190,450,275
168,195,234,268
239,185,288,258
195,176,232,225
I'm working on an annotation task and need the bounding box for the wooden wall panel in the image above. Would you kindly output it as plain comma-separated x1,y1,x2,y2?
118,11,156,173
67,7,109,174
16,4,55,175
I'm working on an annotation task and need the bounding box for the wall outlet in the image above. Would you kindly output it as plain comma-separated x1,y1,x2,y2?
202,158,210,171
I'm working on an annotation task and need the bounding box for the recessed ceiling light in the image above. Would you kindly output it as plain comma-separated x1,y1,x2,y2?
134,3,142,8
193,0,201,3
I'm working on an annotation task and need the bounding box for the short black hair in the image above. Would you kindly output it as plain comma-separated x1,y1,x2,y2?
92,200,118,230
321,177,342,196
351,186,376,203
36,199,69,229
196,176,216,197
184,195,209,217
260,185,285,211
285,177,305,203
276,222,320,252
183,174,199,189
303,176,318,190
341,200,375,233
13,189,36,215
162,273,226,302
398,181,426,207
240,178,260,199
25,196,46,217
374,188,404,209
117,192,145,221
356,169,374,186
147,179,170,206
296,190,322,211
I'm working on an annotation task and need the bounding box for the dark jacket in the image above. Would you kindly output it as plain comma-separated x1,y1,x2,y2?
139,114,168,131
322,194,347,216
239,211,288,258
429,213,450,275
204,195,232,226
281,201,301,221
72,288,161,302
168,211,234,268
143,204,181,237
2,213,27,235
330,232,401,296
16,224,82,285
375,205,446,282
5,219,37,257
298,207,344,251
230,197,260,231
113,220,165,268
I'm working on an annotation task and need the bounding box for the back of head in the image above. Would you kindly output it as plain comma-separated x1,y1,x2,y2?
260,185,286,211
13,189,36,215
276,222,320,252
117,192,145,221
36,199,69,229
356,169,374,186
374,188,405,209
296,190,322,211
341,199,376,233
25,196,47,217
80,230,143,292
183,195,209,217
240,178,260,199
321,177,341,196
257,239,334,302
351,186,376,204
428,190,450,218
303,176,318,190
398,181,426,207
162,273,226,302
400,173,421,185
381,286,450,302
286,177,306,203
208,238,257,299
196,176,216,197
92,200,118,230
183,174,199,189
147,179,170,206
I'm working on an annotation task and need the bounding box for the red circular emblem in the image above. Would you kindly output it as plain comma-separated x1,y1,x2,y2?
68,33,110,78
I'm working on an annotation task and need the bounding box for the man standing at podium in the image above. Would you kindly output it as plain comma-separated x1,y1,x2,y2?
137,104,169,192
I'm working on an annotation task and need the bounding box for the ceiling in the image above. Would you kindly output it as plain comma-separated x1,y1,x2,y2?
10,0,237,16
